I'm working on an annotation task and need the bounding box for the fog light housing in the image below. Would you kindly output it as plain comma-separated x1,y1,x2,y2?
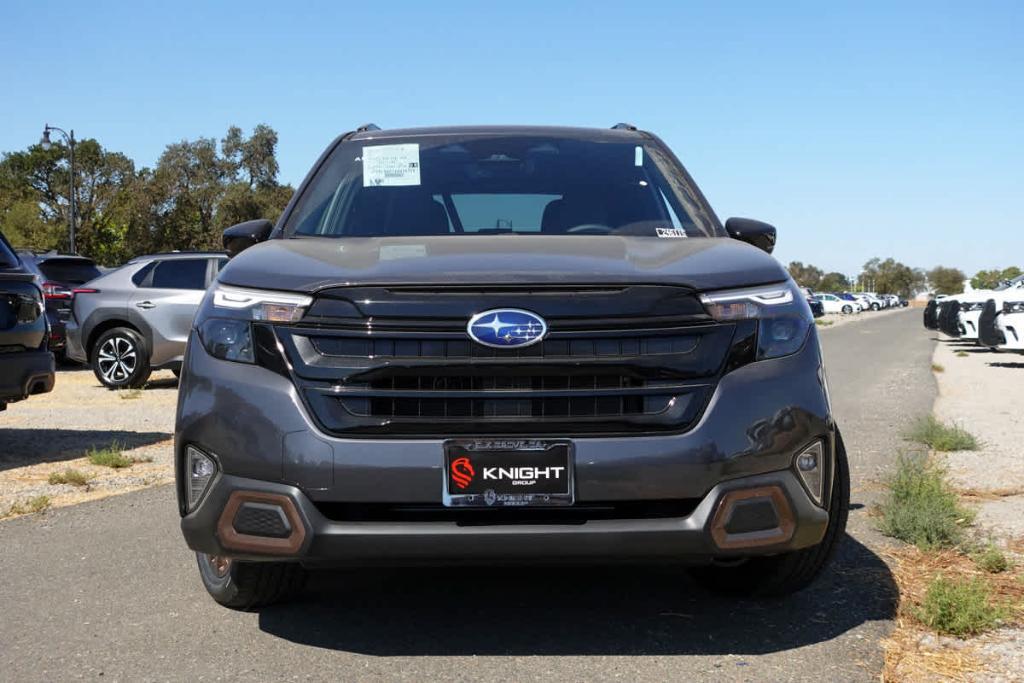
186,446,218,511
794,441,825,507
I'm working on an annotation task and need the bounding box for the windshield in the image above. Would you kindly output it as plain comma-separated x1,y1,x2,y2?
284,134,720,239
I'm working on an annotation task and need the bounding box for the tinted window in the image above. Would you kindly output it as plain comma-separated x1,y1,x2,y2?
148,259,208,290
285,135,719,239
0,235,18,268
38,259,102,285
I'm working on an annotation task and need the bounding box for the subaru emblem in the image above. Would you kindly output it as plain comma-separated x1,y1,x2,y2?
467,308,548,349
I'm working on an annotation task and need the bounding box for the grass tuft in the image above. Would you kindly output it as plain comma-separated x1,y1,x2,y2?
878,456,973,550
815,319,834,327
118,389,143,400
917,576,1005,637
905,415,979,452
956,351,969,358
87,443,133,469
973,544,1010,574
7,495,53,517
47,469,92,487
931,363,945,373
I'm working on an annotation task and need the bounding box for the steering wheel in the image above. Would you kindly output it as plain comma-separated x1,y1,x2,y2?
566,224,614,235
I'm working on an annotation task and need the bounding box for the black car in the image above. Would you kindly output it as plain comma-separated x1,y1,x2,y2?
176,124,849,609
1,234,55,410
17,251,102,360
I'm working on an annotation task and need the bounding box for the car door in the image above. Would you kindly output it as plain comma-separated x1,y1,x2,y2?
128,258,213,366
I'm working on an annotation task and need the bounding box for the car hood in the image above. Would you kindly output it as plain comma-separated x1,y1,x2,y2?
218,235,788,293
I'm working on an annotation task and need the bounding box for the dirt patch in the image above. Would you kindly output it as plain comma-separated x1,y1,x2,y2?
883,546,1023,682
0,368,176,516
816,305,905,331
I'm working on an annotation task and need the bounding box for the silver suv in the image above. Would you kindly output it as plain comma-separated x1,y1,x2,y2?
66,252,226,388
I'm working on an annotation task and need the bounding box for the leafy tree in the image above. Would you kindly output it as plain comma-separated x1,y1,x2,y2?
928,266,967,296
0,138,139,262
817,272,851,293
971,266,1022,290
787,261,824,289
861,257,923,298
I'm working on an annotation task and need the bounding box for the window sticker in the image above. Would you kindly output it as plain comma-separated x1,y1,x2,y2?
656,227,689,239
363,144,421,187
380,244,428,260
634,146,643,167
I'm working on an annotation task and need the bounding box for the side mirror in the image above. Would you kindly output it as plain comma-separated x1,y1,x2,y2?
222,219,273,258
725,217,777,254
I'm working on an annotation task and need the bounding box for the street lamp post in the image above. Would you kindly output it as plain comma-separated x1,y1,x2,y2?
40,124,77,254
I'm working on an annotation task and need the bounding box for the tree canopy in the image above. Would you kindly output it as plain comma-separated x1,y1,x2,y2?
0,125,294,265
860,257,926,298
971,266,1022,291
927,266,967,296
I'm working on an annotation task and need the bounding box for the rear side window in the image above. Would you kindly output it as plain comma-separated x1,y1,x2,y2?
146,259,209,290
38,260,102,285
0,235,18,268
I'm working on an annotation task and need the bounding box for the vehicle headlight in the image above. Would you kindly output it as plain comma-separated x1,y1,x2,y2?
198,317,255,363
1003,301,1024,314
701,282,812,360
197,285,312,363
212,284,312,322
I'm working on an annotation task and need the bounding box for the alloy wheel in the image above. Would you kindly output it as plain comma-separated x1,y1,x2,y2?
96,336,138,384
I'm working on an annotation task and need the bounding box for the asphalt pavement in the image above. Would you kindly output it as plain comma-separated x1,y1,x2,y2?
0,309,935,681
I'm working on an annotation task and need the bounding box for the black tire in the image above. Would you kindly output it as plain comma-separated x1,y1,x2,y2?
195,553,308,609
871,303,880,311
689,432,850,597
91,327,152,389
842,305,852,314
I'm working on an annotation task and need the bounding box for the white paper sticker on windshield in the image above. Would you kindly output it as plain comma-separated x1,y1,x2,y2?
363,144,421,187
634,146,643,166
380,244,428,260
656,227,688,239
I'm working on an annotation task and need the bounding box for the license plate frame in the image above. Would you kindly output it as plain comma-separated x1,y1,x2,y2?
442,439,574,508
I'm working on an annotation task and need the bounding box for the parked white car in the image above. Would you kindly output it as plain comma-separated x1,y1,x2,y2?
977,277,1024,353
817,293,860,314
950,276,1024,341
860,293,886,311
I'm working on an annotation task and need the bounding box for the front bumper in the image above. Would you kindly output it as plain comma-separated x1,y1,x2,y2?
176,323,836,563
181,468,830,564
996,312,1024,352
958,310,982,340
0,349,55,405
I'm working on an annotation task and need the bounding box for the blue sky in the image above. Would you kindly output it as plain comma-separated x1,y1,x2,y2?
1,0,1021,277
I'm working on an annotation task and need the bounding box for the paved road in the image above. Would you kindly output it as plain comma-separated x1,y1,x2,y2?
0,309,935,682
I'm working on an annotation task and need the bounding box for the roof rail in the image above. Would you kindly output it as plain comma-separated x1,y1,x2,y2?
611,122,638,131
355,123,382,132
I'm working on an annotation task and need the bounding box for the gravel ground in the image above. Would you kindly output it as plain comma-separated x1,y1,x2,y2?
0,367,176,516
931,339,1024,540
926,337,1024,681
816,305,905,331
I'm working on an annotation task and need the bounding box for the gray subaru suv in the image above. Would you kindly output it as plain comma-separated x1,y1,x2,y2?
176,124,849,608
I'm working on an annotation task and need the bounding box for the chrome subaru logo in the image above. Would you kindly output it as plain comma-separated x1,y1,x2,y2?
467,308,548,348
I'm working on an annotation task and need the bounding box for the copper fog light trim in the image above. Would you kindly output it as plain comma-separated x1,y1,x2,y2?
710,485,795,550
217,491,306,555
